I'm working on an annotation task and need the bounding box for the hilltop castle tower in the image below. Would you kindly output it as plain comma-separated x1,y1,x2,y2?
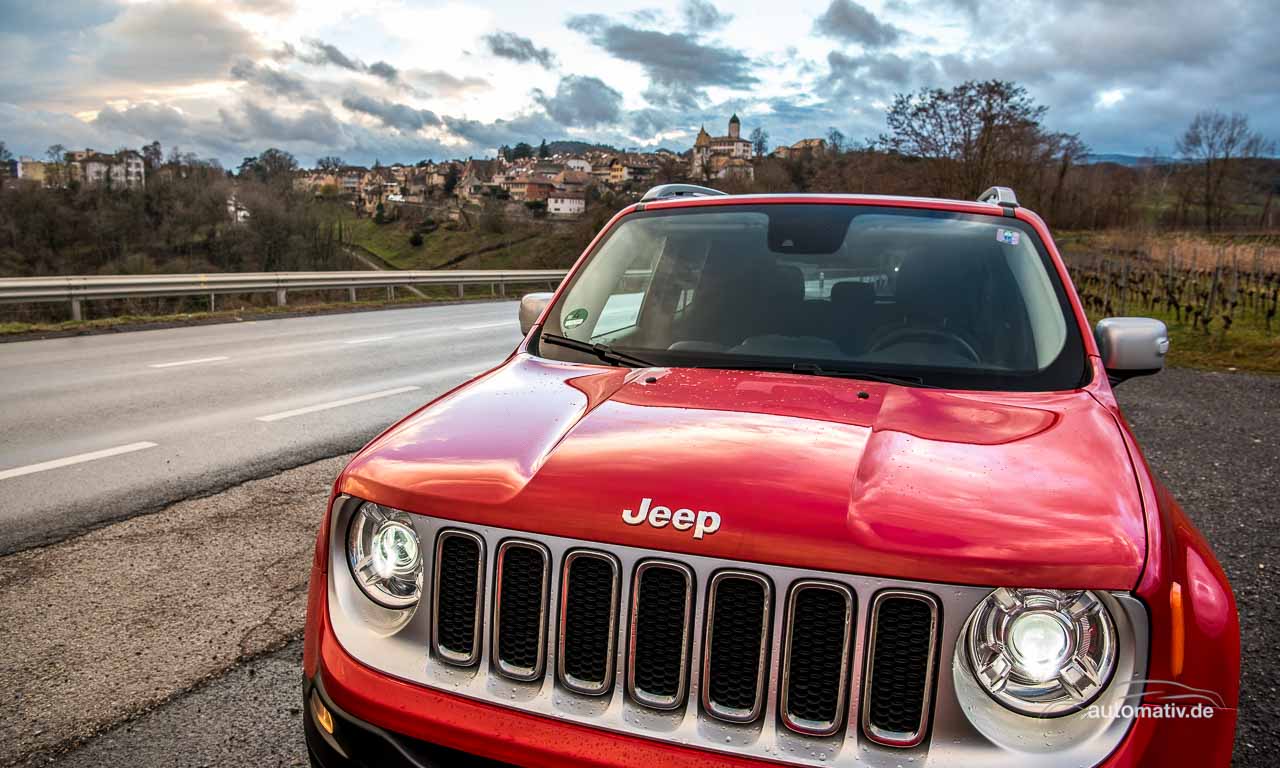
689,115,753,181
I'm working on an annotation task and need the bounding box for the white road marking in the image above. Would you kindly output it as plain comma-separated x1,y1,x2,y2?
0,442,159,482
342,335,396,345
458,321,510,331
148,356,229,369
255,386,422,423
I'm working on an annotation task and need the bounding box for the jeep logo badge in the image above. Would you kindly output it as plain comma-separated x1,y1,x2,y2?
622,497,721,540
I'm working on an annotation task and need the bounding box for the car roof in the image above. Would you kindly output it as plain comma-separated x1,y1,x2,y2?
635,191,1020,218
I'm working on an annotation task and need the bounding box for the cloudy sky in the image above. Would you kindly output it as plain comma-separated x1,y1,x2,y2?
2,0,1275,167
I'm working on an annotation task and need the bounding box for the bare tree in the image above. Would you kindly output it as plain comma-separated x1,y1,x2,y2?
1175,111,1275,230
45,144,67,187
881,80,1052,199
826,128,846,155
749,126,770,157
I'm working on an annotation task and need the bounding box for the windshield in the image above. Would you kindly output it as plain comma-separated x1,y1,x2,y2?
535,204,1087,391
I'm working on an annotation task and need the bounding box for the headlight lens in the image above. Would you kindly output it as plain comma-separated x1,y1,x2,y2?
346,502,422,609
964,588,1117,716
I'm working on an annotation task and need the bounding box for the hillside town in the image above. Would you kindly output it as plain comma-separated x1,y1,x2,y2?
1,116,828,224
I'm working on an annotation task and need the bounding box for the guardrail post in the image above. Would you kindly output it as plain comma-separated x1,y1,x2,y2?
499,282,506,298
70,298,83,322
490,282,495,296
386,286,394,301
275,288,287,306
349,287,357,303
209,293,215,312
457,283,464,299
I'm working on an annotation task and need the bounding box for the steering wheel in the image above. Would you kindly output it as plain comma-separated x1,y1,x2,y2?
867,327,981,363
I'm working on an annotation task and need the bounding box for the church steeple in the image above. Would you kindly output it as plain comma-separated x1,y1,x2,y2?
728,114,740,139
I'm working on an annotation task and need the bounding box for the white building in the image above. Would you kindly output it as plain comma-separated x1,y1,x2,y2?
547,192,586,217
564,158,592,173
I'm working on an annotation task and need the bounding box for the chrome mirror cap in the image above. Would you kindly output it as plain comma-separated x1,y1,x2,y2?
1094,317,1169,383
519,292,554,335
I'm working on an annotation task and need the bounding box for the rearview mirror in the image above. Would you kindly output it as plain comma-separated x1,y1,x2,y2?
1094,317,1169,385
519,292,554,335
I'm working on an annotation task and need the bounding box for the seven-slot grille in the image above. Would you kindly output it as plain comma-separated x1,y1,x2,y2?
428,529,940,746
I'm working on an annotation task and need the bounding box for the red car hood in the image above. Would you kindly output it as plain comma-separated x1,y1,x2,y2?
342,355,1146,589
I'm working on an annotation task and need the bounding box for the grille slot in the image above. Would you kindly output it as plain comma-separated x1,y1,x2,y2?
492,541,550,681
701,571,772,723
780,581,855,735
862,591,940,747
432,530,485,666
557,551,621,695
627,561,694,710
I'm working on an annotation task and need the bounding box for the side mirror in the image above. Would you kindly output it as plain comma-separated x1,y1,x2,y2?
518,292,554,336
1094,317,1169,385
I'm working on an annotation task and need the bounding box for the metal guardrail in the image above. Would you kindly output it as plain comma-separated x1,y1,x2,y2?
0,270,569,320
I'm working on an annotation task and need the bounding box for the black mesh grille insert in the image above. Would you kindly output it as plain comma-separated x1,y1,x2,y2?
496,544,546,676
561,555,616,689
631,566,690,703
784,587,851,727
867,596,935,739
705,575,769,718
435,534,481,662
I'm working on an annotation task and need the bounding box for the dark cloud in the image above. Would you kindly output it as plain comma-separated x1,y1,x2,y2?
443,113,562,150
94,1,261,83
567,13,757,110
681,0,732,32
230,59,312,99
341,94,440,132
299,38,361,71
406,69,490,97
367,61,399,83
483,31,556,68
92,102,194,139
223,101,345,146
824,50,921,98
812,0,901,48
534,76,622,127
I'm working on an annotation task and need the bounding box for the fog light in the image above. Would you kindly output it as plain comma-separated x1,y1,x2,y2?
309,690,334,735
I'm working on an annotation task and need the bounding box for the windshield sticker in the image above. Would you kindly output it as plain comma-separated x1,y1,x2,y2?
997,228,1021,246
563,308,589,330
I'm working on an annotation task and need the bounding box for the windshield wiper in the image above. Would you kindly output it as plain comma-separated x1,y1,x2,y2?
540,333,657,368
787,362,941,388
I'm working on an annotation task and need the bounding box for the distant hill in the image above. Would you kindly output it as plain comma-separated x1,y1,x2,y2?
1082,153,1177,167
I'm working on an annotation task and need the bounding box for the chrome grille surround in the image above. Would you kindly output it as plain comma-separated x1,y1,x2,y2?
491,539,551,681
327,496,1150,768
626,560,694,710
431,528,485,666
557,549,621,695
701,570,773,723
780,580,855,736
861,590,940,747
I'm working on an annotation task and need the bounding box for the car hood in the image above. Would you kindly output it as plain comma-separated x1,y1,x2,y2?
342,355,1145,589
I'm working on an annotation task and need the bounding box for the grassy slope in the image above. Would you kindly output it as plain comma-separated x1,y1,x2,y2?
343,211,585,271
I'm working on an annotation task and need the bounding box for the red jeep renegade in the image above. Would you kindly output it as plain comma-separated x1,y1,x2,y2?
302,186,1239,767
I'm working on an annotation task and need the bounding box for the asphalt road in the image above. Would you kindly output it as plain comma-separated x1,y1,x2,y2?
5,362,1277,767
0,301,524,553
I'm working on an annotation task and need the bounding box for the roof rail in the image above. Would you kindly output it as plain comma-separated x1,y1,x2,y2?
977,186,1019,208
639,183,729,203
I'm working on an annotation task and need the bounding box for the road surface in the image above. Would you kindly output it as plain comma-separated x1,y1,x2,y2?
0,301,523,553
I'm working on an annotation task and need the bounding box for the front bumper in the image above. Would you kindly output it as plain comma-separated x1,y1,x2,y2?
304,674,510,768
307,590,1235,768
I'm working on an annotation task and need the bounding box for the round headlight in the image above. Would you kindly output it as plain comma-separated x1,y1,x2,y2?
347,502,422,609
964,588,1117,716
